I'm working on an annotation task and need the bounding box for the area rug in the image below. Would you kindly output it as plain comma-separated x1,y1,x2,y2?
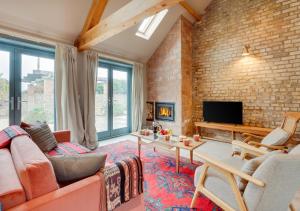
96,140,221,211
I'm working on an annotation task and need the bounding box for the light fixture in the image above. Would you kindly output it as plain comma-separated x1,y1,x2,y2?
242,45,250,56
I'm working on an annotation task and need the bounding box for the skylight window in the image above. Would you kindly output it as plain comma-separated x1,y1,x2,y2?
136,9,168,40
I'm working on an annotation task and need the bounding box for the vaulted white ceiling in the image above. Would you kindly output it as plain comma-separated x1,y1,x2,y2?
0,0,212,62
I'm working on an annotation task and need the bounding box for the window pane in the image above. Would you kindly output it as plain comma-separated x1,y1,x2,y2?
21,54,55,130
0,50,10,129
96,67,109,132
113,70,128,129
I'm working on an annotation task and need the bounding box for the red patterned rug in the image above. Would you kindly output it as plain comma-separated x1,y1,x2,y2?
97,140,221,211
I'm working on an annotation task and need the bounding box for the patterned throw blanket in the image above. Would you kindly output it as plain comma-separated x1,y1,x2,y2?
0,125,29,148
104,155,143,211
46,142,91,156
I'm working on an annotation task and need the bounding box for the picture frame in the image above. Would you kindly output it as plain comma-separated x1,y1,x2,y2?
146,101,154,121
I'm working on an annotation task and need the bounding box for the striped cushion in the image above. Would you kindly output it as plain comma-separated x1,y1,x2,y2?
47,142,91,156
24,123,57,152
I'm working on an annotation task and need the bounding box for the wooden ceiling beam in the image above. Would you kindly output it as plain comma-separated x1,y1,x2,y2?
179,1,201,21
78,0,108,40
77,0,183,51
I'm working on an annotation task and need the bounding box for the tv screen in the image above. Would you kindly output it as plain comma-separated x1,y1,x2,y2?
203,101,243,124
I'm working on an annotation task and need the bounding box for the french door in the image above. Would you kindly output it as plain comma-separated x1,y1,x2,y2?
0,39,55,130
96,59,132,140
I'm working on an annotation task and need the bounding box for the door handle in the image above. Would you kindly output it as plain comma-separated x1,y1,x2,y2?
10,97,14,111
17,97,21,111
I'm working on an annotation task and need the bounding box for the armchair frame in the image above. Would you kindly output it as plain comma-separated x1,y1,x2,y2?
191,152,264,211
233,112,300,158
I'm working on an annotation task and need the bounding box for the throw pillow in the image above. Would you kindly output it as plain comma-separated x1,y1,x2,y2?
48,153,107,183
24,123,57,152
261,127,289,146
237,150,282,191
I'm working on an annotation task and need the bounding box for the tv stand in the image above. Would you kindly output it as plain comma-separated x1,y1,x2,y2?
194,122,272,143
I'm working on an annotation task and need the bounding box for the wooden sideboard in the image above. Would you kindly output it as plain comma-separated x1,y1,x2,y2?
194,122,273,142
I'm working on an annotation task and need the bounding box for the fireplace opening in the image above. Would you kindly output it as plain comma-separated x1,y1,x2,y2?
155,102,175,121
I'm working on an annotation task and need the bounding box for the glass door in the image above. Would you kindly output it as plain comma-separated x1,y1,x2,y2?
18,51,55,130
0,48,13,130
96,60,132,140
0,39,55,129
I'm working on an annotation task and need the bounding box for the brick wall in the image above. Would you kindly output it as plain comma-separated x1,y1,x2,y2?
192,0,300,141
147,16,193,135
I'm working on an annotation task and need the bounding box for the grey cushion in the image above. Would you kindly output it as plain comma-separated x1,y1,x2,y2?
195,141,233,161
24,123,57,152
237,150,283,191
289,144,300,155
261,127,289,146
244,154,300,211
48,153,107,183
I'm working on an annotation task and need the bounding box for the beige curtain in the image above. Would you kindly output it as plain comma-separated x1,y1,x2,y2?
80,50,98,149
55,44,84,144
132,63,145,131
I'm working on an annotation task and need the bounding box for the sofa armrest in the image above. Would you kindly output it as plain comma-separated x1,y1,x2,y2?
53,130,70,143
8,175,102,211
194,152,265,187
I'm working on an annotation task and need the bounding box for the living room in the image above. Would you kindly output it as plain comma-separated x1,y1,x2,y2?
0,0,300,211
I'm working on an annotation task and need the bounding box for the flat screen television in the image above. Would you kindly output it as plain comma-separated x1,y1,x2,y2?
203,101,243,124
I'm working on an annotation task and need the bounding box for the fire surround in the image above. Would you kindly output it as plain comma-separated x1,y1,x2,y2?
155,102,175,122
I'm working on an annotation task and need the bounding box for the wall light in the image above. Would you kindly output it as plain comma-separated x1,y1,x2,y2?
242,45,251,56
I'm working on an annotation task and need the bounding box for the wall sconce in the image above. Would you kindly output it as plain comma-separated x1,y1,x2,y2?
242,45,250,56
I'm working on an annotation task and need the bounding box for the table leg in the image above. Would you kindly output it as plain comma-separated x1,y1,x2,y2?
176,147,180,173
190,150,193,164
138,137,141,157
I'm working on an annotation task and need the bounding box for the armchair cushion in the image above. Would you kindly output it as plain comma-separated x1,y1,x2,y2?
261,127,289,146
289,144,300,155
237,151,283,191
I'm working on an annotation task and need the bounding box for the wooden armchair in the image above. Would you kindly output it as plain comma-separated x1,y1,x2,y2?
232,112,300,158
191,149,300,211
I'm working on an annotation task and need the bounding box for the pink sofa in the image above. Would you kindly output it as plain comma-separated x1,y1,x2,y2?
0,131,145,211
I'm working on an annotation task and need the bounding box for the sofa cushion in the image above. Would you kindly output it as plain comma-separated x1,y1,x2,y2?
23,123,57,152
48,153,107,183
261,127,289,146
0,149,26,210
10,136,59,200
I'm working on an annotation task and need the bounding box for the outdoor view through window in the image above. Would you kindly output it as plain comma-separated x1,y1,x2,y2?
0,50,55,130
0,50,9,130
21,54,55,130
96,67,128,134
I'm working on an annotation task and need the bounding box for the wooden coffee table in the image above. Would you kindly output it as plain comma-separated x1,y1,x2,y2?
131,132,204,173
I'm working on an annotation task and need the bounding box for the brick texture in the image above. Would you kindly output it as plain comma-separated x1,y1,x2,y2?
147,16,193,135
192,0,300,141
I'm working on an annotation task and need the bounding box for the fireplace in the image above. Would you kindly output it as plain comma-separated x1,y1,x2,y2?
155,102,175,121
